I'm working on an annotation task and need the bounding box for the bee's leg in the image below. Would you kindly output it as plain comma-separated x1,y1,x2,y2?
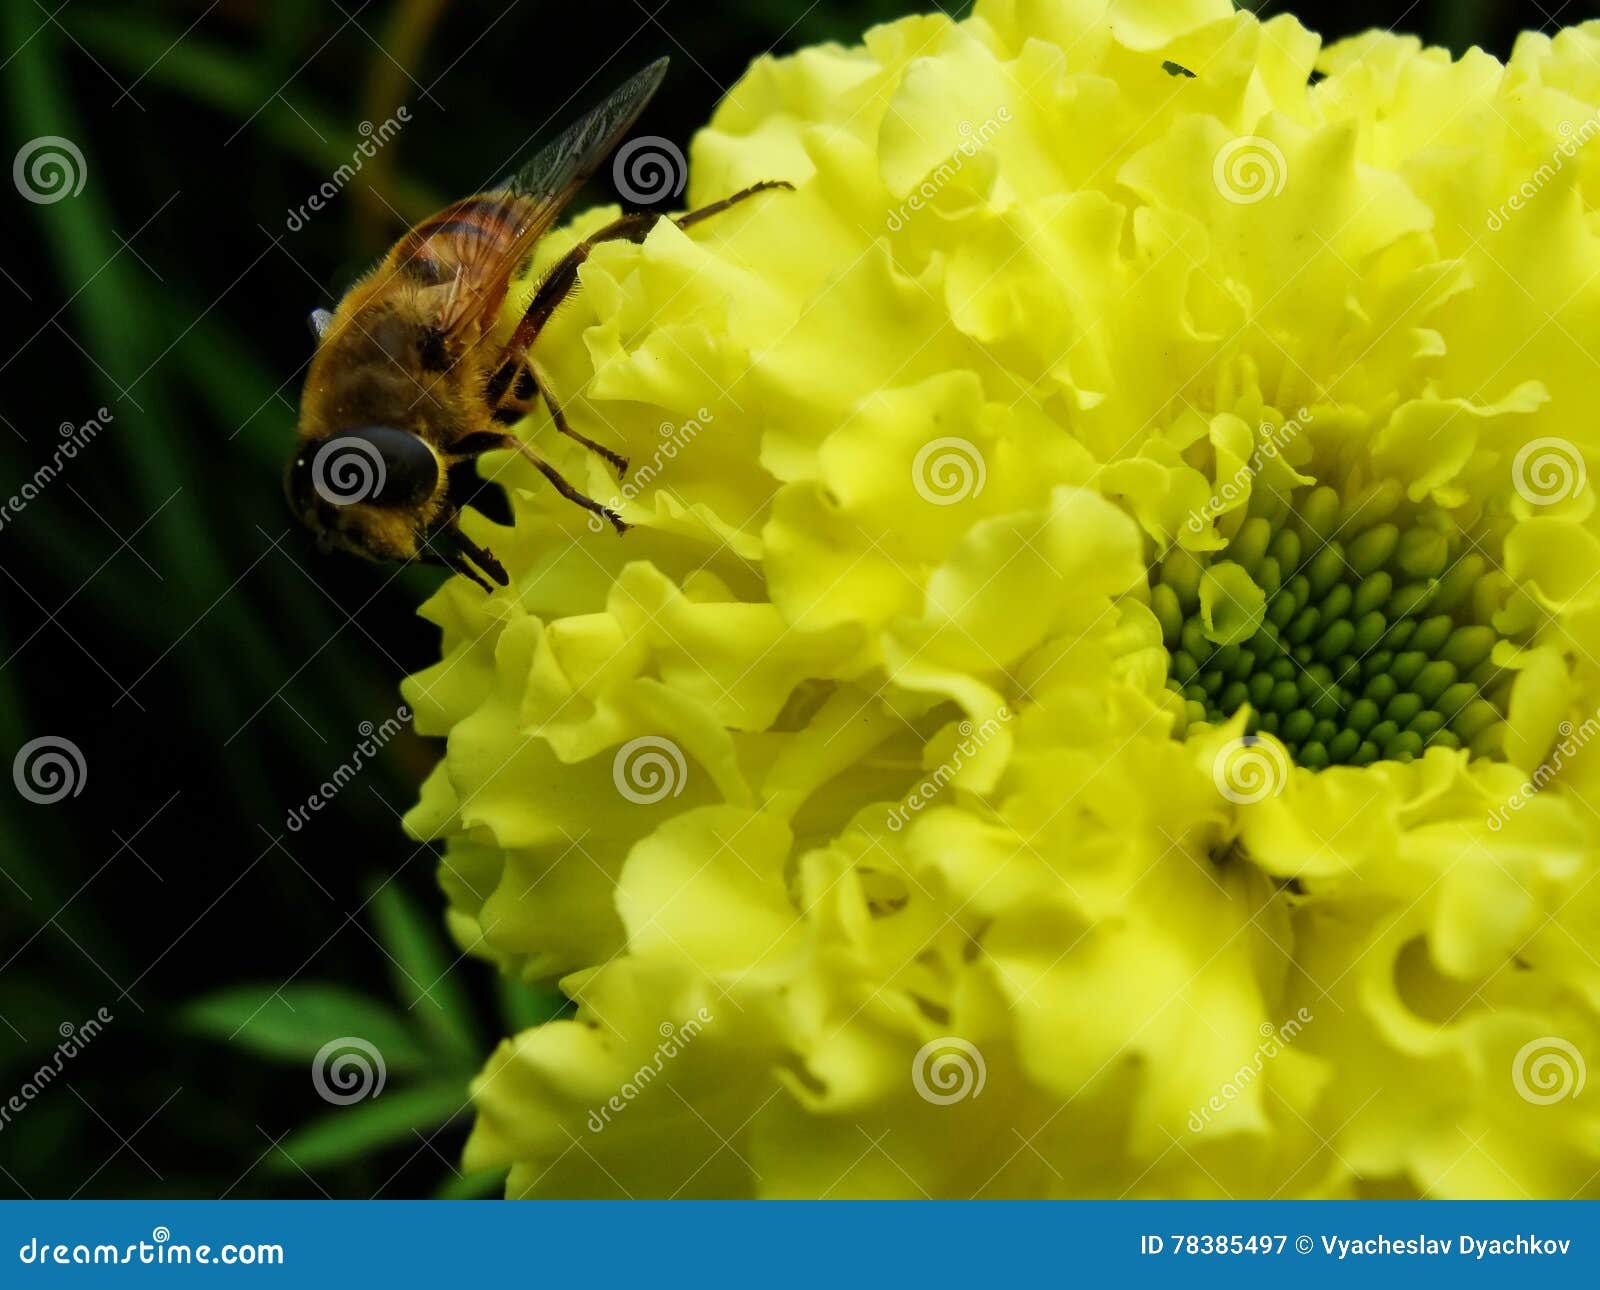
673,179,794,230
468,433,627,533
487,366,539,426
449,527,510,586
492,183,793,383
485,181,792,444
485,212,659,406
442,553,497,593
525,446,628,533
528,363,629,474
484,372,628,476
419,529,505,593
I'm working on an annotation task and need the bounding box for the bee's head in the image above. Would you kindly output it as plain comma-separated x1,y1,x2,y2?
285,426,509,591
284,426,443,563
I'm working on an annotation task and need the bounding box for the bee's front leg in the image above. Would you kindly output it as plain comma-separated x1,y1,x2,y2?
446,430,627,534
418,521,510,592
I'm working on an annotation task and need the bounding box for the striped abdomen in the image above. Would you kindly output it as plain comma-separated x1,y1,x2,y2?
389,192,530,290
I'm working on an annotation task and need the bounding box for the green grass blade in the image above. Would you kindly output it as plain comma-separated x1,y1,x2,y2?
369,881,480,1068
268,1080,467,1173
182,983,430,1071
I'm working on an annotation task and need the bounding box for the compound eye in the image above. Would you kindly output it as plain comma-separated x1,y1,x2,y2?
306,308,334,342
292,427,439,513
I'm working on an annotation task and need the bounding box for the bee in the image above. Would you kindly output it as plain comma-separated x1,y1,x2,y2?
286,57,788,590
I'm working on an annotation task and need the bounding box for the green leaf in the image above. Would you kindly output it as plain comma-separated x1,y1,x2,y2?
269,1081,468,1173
0,975,80,1074
497,976,570,1033
368,882,480,1068
433,1168,507,1200
260,0,328,77
2,9,301,835
1436,0,1494,57
181,984,429,1072
67,10,439,220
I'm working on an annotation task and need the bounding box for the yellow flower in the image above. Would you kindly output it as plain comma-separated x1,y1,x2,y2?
404,0,1600,1197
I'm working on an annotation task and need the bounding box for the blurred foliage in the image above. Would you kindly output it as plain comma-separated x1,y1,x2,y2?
0,0,1562,1198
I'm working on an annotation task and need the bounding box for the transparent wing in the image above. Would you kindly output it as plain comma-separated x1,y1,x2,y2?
500,56,669,208
435,58,670,341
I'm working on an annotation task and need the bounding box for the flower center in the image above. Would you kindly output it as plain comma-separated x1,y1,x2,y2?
1152,483,1509,768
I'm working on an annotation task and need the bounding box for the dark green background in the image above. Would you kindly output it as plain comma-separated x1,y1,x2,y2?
0,0,1581,1199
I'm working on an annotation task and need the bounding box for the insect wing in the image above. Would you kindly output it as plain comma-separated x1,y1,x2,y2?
502,57,669,209
436,58,670,342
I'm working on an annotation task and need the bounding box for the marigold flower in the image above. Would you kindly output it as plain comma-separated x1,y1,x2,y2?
403,0,1600,1197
